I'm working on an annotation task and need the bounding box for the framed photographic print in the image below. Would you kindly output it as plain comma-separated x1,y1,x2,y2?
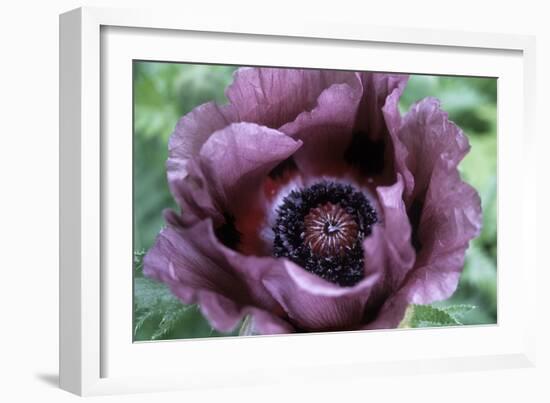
59,6,537,396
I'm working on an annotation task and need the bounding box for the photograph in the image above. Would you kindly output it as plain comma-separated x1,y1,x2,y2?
132,62,497,341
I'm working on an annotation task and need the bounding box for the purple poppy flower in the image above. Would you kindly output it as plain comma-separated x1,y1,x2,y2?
143,67,482,334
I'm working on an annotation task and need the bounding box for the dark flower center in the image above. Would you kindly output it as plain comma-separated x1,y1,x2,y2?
272,181,378,286
303,202,359,256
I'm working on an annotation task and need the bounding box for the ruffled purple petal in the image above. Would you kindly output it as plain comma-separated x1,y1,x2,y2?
382,79,414,193
174,122,302,223
359,176,415,327
389,97,482,304
262,260,380,331
362,289,410,330
167,102,236,195
344,73,409,181
396,97,470,204
143,219,292,334
169,159,225,226
226,67,361,129
278,74,363,175
363,176,416,297
356,72,409,141
404,169,482,303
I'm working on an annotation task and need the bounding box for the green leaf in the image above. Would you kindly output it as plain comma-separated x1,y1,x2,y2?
134,276,178,310
439,304,476,324
398,304,476,328
151,305,194,340
398,305,416,328
408,304,458,327
238,315,255,336
133,249,146,273
134,276,196,339
412,304,453,325
133,276,240,340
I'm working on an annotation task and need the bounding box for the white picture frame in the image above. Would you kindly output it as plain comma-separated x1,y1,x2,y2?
59,6,537,396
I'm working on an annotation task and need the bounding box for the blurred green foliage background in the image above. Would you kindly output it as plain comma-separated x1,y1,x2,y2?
133,62,497,341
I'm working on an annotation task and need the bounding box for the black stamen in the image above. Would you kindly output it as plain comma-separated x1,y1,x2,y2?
272,181,378,286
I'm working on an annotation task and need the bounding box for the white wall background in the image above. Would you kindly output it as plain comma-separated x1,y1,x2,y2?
0,0,547,401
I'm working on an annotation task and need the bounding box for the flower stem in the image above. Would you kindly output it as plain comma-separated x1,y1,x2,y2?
238,315,254,336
